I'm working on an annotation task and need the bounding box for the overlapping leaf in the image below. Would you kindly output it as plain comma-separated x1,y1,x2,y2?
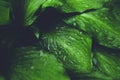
93,50,120,79
41,27,93,73
10,46,70,80
42,0,110,13
64,0,120,49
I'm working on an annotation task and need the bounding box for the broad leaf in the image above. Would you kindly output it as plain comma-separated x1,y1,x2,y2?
41,27,93,73
9,46,70,80
93,50,120,79
42,0,110,13
64,0,120,49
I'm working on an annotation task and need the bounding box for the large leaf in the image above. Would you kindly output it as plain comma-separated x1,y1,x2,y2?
9,46,70,80
41,27,93,73
0,0,10,25
42,0,110,13
93,50,120,79
64,1,120,49
24,0,46,26
10,0,111,26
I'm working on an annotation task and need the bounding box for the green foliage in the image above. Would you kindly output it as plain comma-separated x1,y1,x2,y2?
10,46,70,80
42,0,110,13
41,27,93,73
0,0,120,80
94,50,120,79
64,1,120,49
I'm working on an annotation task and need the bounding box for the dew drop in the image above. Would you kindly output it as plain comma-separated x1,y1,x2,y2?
47,44,50,50
70,60,74,64
39,50,44,56
59,2,63,6
85,5,89,8
56,27,59,30
67,42,71,45
63,56,66,61
93,58,97,65
80,37,84,40
104,17,108,20
79,31,82,34
73,22,77,26
69,36,75,40
30,66,34,69
95,29,99,32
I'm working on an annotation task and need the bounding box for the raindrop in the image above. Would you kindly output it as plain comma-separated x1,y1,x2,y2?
95,29,99,32
47,44,50,50
55,51,58,55
73,22,77,26
79,31,82,34
56,27,59,30
72,18,76,22
93,58,97,65
67,42,71,45
85,5,89,8
39,50,44,56
69,36,75,40
63,56,66,61
30,66,34,69
105,17,108,20
59,2,63,6
80,37,84,40
42,36,47,40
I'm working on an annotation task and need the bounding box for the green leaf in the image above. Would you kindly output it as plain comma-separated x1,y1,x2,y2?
64,1,120,49
0,76,5,80
24,0,46,26
41,27,93,73
10,0,110,26
10,46,70,80
0,0,10,25
42,0,110,13
10,0,46,26
94,50,120,79
84,70,112,80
